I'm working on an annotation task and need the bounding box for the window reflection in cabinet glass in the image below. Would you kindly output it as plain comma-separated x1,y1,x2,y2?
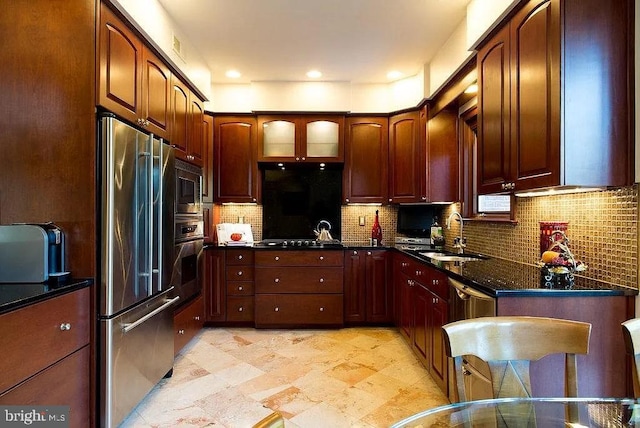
307,120,339,157
263,120,295,157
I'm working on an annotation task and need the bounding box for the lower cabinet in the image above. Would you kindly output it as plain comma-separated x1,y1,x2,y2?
344,249,392,324
226,249,255,324
255,294,344,327
174,295,204,355
204,248,226,322
394,253,449,394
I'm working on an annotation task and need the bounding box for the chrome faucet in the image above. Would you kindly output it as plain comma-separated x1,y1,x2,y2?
446,211,466,254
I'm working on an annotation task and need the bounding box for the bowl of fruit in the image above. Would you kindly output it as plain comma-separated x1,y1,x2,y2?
538,231,586,289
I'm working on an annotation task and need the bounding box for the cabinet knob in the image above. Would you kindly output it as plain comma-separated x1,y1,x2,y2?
275,256,280,261
319,256,324,261
237,271,243,276
319,278,324,283
238,286,243,291
60,323,71,331
274,307,279,312
367,251,371,256
238,307,244,312
402,262,408,268
302,157,306,161
238,255,243,260
252,198,257,202
319,307,324,312
296,157,300,161
421,196,427,200
194,316,200,321
388,198,392,202
178,329,185,335
274,278,280,283
353,250,358,255
346,198,350,203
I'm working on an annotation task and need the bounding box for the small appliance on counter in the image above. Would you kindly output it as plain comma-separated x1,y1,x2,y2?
0,223,69,283
216,223,254,246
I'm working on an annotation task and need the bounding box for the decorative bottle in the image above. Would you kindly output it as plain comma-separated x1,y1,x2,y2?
371,210,382,246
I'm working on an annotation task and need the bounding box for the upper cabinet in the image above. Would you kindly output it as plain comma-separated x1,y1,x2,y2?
257,115,344,163
213,116,259,203
426,106,459,203
343,116,389,204
477,0,633,194
98,3,206,166
388,111,425,203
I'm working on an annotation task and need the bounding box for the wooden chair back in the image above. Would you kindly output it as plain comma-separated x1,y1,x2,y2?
443,316,591,402
252,411,284,428
621,318,640,398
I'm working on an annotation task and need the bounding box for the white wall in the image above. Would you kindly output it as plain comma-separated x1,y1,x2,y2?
111,0,212,100
427,19,474,98
466,0,521,49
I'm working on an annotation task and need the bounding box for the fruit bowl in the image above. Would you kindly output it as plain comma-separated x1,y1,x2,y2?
538,231,587,289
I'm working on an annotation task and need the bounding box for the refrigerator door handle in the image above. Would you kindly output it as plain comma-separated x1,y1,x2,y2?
122,296,180,334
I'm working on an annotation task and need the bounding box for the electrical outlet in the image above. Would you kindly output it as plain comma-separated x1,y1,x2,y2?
359,216,365,226
238,216,244,224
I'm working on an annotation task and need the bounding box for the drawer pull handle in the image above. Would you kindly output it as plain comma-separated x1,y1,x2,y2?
319,278,324,283
274,278,280,283
238,307,244,312
238,286,243,291
319,307,324,312
238,255,243,260
275,256,280,261
237,271,243,276
60,323,71,331
274,307,279,312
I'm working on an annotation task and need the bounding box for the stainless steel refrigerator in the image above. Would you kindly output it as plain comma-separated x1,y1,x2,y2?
97,114,178,427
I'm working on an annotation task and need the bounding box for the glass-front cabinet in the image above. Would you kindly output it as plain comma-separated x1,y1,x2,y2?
257,115,344,162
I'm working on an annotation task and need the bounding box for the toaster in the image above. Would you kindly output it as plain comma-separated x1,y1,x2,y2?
0,223,67,283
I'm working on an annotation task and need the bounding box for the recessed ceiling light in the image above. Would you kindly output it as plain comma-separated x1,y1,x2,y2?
387,71,403,80
306,70,322,79
225,69,241,79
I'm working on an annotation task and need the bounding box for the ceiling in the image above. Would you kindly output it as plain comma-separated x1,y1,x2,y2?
156,0,472,84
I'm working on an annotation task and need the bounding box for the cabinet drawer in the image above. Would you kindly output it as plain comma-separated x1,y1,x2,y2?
428,269,449,300
255,294,343,327
255,267,343,293
227,281,254,295
0,346,90,428
226,249,254,265
0,287,90,394
174,296,204,355
226,265,254,281
227,296,254,322
255,250,343,267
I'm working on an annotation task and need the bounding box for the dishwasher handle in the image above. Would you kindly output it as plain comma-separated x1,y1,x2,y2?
449,277,493,300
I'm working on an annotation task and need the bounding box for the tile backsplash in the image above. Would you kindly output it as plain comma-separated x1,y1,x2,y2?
216,186,638,289
443,186,638,289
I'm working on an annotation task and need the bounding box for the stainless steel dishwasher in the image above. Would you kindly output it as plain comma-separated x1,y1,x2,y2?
448,277,496,402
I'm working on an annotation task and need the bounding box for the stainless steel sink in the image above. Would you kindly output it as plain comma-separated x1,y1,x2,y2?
419,252,487,263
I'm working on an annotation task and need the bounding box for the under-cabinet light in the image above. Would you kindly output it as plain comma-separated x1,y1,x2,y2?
514,187,605,197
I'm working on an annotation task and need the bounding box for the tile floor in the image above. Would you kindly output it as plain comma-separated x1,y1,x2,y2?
121,327,449,427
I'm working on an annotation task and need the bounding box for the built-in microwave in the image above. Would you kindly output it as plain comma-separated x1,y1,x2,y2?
175,158,202,215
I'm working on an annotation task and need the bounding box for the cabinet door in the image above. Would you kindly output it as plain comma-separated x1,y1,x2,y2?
202,114,214,203
365,250,392,323
258,116,297,161
412,282,430,366
427,107,459,202
429,292,448,393
302,116,344,162
477,24,511,195
141,47,171,140
204,249,226,322
510,0,560,190
344,117,388,204
344,250,366,323
98,3,142,122
389,111,423,203
170,76,189,155
213,116,258,203
187,95,205,166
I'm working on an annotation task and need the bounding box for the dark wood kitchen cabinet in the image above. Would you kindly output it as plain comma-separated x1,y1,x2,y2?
202,113,214,203
204,248,226,322
213,116,259,203
344,249,392,324
225,249,255,323
343,117,389,204
98,3,171,140
255,250,344,327
174,295,204,356
477,0,633,194
0,287,91,428
426,106,459,203
393,253,449,394
257,115,345,163
388,111,425,203
170,76,204,166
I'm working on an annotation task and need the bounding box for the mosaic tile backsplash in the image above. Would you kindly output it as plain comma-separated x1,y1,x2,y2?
216,186,638,289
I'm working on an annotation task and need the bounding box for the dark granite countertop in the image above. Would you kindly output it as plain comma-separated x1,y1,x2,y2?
398,249,638,297
0,278,92,315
